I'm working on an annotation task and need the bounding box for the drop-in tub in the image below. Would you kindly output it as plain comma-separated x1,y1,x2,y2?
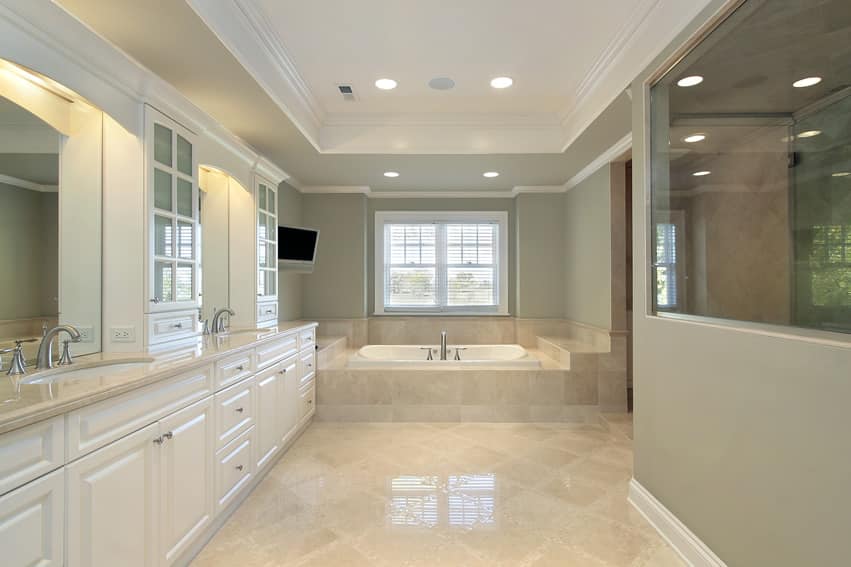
348,344,540,369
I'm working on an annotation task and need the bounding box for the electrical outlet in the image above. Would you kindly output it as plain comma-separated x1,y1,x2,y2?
77,326,94,343
111,327,136,343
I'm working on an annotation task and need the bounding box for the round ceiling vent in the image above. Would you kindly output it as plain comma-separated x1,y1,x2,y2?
428,77,456,90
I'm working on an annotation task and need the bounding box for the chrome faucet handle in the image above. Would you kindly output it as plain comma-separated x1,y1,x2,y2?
202,319,211,335
454,347,467,361
419,347,434,361
7,342,27,376
58,340,74,366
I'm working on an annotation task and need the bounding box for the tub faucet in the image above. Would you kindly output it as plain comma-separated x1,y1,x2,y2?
440,330,448,360
36,325,81,370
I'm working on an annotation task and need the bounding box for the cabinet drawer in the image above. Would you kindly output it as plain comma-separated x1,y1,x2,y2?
299,384,315,420
298,327,315,351
214,379,254,450
256,302,277,322
0,468,64,567
146,310,197,345
215,426,254,514
66,364,213,460
214,349,254,389
299,349,316,388
255,333,298,370
0,416,64,496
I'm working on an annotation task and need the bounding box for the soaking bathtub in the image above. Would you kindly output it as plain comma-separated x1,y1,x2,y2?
348,344,541,369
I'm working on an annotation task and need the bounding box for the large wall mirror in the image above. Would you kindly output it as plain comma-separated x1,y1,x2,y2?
649,0,851,335
0,59,103,367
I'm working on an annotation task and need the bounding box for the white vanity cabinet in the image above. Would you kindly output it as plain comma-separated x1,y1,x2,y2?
0,324,317,567
255,174,278,325
0,468,64,567
145,105,201,345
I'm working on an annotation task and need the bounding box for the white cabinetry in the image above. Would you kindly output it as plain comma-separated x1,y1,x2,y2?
0,469,64,567
66,423,160,567
145,105,200,345
255,175,278,325
158,397,215,566
254,361,285,470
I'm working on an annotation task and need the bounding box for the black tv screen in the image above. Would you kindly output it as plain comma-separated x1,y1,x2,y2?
278,226,319,263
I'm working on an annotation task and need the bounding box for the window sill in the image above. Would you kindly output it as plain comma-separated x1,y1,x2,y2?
373,311,511,317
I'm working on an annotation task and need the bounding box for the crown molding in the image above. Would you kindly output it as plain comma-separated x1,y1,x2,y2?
564,133,632,190
0,173,57,193
186,0,324,150
252,155,290,184
296,185,570,199
323,111,561,128
299,185,371,195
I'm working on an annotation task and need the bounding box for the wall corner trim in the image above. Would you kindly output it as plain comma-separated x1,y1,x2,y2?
564,133,632,191
628,479,728,567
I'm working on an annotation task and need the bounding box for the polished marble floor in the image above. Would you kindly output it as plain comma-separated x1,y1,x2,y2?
192,418,683,566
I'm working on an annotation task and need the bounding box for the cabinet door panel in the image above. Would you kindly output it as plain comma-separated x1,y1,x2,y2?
254,365,282,470
159,397,215,566
280,356,300,445
67,423,160,567
0,468,64,567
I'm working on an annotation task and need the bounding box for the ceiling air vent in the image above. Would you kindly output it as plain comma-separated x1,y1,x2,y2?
337,84,356,101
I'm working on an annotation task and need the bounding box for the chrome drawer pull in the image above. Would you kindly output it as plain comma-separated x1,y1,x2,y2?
235,365,244,371
235,407,244,413
236,464,244,471
163,431,173,440
279,368,287,374
173,322,183,329
153,436,164,445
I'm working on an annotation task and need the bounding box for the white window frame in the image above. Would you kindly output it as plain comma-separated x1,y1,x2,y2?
374,211,509,315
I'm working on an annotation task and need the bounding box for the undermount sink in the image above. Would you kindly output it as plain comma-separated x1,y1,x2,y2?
218,328,271,337
19,358,155,385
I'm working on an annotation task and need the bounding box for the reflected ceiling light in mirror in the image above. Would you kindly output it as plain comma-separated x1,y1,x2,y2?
490,77,513,89
692,170,711,177
832,172,850,177
797,130,822,138
676,75,704,87
375,78,398,90
683,133,706,143
483,171,500,178
792,77,822,88
383,171,400,178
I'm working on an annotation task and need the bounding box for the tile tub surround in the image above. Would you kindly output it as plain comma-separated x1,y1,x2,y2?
191,420,682,567
315,355,600,423
0,321,318,435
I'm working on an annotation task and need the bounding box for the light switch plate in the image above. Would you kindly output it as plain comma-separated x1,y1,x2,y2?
110,327,136,343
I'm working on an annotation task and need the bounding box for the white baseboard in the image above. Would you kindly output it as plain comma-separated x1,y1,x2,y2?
628,478,727,567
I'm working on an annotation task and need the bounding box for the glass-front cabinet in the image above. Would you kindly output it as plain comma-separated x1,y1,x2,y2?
145,106,200,317
256,175,278,323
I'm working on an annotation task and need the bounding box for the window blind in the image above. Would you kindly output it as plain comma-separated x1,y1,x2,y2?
655,222,678,308
383,221,499,311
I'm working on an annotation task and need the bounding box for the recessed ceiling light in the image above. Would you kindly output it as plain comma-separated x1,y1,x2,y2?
797,130,822,138
375,78,397,90
428,77,455,90
780,135,795,143
832,171,850,177
692,170,711,177
490,77,513,89
677,75,704,87
483,171,500,178
383,171,400,178
793,76,822,88
683,133,706,143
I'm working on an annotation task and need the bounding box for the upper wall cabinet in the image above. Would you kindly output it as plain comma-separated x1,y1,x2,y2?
255,175,278,324
145,106,200,315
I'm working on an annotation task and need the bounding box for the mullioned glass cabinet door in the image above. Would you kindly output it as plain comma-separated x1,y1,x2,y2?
146,105,200,313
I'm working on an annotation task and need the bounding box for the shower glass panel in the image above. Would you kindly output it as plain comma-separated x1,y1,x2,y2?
649,0,851,334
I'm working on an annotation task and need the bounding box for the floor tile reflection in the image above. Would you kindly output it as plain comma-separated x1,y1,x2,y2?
191,420,684,566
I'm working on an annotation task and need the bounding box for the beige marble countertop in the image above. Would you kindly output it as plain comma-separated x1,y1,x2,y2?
0,321,317,435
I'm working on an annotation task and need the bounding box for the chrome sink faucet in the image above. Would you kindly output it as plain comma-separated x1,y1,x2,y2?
36,325,81,370
440,330,448,361
211,308,235,334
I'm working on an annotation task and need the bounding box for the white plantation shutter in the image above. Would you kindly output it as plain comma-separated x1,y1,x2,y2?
378,212,507,313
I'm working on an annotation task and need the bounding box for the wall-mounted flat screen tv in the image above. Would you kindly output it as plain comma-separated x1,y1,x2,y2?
278,226,319,265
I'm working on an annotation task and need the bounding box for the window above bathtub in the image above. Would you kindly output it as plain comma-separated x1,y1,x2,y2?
374,211,509,315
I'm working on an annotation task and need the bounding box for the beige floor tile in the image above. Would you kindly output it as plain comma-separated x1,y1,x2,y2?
191,419,683,567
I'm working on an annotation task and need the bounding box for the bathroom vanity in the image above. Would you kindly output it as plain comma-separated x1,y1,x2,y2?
0,322,316,567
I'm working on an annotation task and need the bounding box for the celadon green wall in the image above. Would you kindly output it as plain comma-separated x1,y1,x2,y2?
0,182,58,320
301,193,368,318
367,198,517,315
277,181,303,321
563,166,612,328
515,194,565,317
631,1,851,565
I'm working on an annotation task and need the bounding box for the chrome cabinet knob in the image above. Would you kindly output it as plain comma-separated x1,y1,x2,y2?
153,436,164,445
163,431,173,440
235,407,244,413
150,297,161,304
236,465,244,471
